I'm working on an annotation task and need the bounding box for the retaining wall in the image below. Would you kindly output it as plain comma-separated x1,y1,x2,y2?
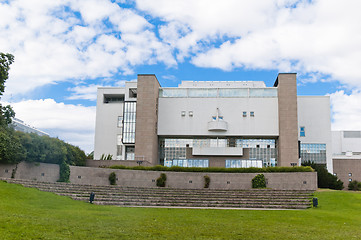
70,166,317,190
0,162,59,182
0,162,317,190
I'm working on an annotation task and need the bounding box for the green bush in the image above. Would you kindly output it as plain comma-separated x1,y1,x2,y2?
109,165,314,173
302,161,343,190
58,161,70,182
11,165,17,178
109,172,117,185
348,180,361,191
156,173,167,187
204,175,210,188
252,174,266,188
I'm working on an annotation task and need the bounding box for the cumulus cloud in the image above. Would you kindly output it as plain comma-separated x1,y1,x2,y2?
330,91,361,130
137,0,361,88
8,99,96,153
67,84,104,101
0,0,176,96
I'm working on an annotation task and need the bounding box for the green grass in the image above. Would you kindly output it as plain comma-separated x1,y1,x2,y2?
1,181,361,239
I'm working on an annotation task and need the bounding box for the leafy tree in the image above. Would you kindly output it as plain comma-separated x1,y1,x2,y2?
0,127,24,163
14,131,86,166
302,161,344,190
0,53,15,126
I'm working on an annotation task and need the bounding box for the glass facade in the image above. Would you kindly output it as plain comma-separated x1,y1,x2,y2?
159,138,277,167
225,159,263,168
159,88,277,98
165,159,209,168
300,143,326,164
122,102,136,144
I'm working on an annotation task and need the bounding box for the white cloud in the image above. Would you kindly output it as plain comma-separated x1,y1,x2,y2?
330,91,361,130
0,0,176,97
67,84,104,101
137,0,361,89
7,99,96,153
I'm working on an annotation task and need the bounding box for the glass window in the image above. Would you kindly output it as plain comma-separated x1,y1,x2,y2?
122,102,137,144
300,126,305,137
218,88,248,97
125,146,135,160
249,88,277,97
159,88,188,97
188,88,217,97
104,94,124,103
117,116,123,128
300,143,326,164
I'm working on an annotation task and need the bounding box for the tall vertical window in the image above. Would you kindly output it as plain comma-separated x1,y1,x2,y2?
122,102,136,144
125,146,135,160
117,116,123,128
116,135,122,160
300,126,305,137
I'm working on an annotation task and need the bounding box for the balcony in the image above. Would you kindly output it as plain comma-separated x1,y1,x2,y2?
208,120,228,131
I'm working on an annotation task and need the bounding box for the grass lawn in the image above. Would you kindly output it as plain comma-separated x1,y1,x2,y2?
1,181,361,240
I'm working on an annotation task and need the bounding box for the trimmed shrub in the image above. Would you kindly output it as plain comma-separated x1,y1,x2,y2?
109,165,314,173
302,161,343,190
252,174,266,188
58,161,70,182
348,180,361,191
156,173,167,187
109,172,117,185
204,175,210,188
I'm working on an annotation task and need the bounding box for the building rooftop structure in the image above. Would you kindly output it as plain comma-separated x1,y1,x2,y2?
11,118,49,136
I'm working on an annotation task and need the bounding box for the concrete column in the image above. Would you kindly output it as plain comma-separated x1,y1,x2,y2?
274,73,299,166
134,74,160,165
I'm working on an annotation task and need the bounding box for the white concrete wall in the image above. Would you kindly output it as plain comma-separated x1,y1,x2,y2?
332,131,342,154
94,87,125,160
158,97,279,137
297,96,333,172
332,130,361,154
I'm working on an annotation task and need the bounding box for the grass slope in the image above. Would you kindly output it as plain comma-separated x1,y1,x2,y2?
1,181,361,239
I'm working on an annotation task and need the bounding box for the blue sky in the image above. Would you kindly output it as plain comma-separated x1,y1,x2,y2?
1,0,361,153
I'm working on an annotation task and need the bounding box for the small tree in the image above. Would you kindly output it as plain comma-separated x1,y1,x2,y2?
252,174,266,188
156,173,167,187
348,180,361,191
204,175,210,188
109,172,117,185
58,161,70,182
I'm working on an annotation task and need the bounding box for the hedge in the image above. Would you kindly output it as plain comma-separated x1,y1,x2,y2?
108,165,314,173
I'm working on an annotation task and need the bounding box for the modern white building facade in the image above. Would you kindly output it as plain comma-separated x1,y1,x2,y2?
94,74,332,171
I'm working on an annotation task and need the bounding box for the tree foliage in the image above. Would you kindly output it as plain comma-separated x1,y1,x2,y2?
0,53,14,96
0,127,24,164
302,161,344,190
14,131,86,166
0,53,15,126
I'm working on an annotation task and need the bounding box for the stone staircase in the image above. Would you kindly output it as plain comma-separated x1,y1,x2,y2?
1,178,314,209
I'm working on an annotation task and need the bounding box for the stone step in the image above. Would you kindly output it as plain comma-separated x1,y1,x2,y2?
2,178,313,209
22,184,312,196
33,186,311,195
4,178,313,194
56,192,311,202
68,196,310,205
